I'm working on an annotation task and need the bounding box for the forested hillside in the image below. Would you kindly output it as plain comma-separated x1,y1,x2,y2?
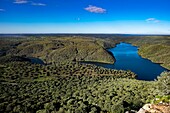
1,37,115,64
124,36,170,70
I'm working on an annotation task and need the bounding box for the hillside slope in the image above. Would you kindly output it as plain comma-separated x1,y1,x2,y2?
6,37,115,64
124,36,170,70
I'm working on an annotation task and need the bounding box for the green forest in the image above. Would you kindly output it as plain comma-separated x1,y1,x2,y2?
0,36,169,113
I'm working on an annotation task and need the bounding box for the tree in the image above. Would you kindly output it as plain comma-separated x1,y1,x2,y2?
157,72,170,95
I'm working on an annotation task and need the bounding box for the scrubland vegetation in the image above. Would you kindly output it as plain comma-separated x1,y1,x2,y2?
0,60,169,113
0,61,136,83
0,75,158,113
0,36,169,113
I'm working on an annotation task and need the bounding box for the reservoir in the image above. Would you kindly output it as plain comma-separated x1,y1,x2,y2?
29,57,45,65
89,42,168,80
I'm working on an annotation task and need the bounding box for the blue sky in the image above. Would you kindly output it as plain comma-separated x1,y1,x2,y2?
0,0,170,34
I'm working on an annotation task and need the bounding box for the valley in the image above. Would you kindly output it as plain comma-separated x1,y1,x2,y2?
0,35,169,113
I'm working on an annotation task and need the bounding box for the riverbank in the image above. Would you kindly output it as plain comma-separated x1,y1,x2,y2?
138,44,170,70
85,42,168,80
123,36,170,70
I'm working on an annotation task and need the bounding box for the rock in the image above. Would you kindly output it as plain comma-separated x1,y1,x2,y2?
137,104,170,113
143,104,151,111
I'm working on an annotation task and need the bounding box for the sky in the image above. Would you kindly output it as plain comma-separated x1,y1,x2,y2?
0,0,170,34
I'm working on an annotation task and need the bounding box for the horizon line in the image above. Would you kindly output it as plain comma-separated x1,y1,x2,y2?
0,33,170,35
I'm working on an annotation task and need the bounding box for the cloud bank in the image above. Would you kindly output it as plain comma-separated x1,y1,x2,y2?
85,5,106,13
146,18,160,23
31,3,46,6
13,0,28,4
13,0,46,6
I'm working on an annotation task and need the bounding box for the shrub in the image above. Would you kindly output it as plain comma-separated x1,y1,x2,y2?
156,72,170,95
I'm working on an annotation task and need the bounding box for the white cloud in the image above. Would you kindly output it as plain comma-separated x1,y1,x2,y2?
84,5,106,13
0,9,5,11
31,3,46,6
13,0,28,4
13,0,46,6
146,18,160,23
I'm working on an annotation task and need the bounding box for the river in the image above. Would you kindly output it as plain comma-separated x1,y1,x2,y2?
86,42,168,80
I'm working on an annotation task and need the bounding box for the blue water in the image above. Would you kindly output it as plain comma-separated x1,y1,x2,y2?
88,42,168,80
29,57,45,65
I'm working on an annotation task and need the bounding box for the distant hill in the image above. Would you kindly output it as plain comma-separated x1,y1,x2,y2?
3,37,115,64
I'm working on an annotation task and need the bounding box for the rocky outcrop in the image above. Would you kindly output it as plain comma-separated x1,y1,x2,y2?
137,104,170,113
